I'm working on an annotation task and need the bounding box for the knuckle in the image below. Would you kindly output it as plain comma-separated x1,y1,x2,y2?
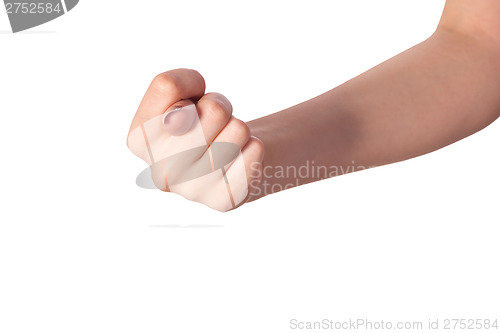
203,97,230,123
188,68,204,81
214,93,233,113
150,73,181,95
229,118,250,139
249,137,265,153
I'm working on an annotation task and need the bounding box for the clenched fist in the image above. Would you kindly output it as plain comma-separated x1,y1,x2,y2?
127,69,264,211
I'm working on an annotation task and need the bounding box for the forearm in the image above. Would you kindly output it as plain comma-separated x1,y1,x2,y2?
247,27,500,199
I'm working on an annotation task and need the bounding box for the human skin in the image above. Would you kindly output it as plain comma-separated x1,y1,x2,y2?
128,0,500,209
127,74,265,211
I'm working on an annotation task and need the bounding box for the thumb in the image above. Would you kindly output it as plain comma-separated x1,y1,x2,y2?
162,99,198,136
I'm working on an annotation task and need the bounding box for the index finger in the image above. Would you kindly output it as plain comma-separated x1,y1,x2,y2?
129,68,206,133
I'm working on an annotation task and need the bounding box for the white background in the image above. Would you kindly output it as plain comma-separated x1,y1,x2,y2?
1,1,499,332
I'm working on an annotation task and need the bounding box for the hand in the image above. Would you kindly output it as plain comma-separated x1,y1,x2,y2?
127,69,264,212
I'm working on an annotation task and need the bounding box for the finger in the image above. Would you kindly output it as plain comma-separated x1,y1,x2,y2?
239,136,265,181
224,136,265,208
195,92,233,143
206,117,251,176
211,116,251,149
129,68,205,134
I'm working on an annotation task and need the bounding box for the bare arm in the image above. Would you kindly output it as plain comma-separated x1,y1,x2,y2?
247,0,500,199
127,0,500,210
